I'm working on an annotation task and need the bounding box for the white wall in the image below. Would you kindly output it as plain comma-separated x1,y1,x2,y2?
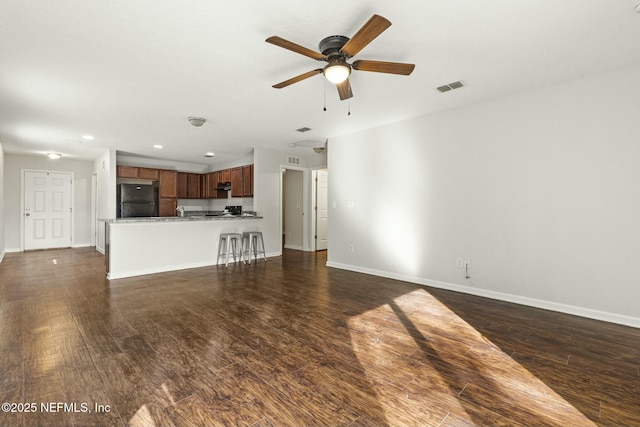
4,154,95,251
327,64,640,327
94,150,117,252
254,147,327,255
0,143,5,261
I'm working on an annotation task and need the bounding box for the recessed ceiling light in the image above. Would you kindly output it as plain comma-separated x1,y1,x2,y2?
153,145,163,149
82,135,94,140
204,152,215,157
47,153,62,159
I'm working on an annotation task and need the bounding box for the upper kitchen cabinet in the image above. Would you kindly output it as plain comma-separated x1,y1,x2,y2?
242,164,253,197
217,169,230,185
117,166,139,178
187,173,201,199
178,173,203,199
117,166,159,180
205,172,218,199
138,168,159,180
177,172,188,198
230,167,243,198
159,170,177,197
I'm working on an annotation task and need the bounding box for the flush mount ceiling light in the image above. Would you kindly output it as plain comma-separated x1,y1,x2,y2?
82,135,94,140
204,152,215,157
47,153,62,159
188,116,206,127
153,144,163,149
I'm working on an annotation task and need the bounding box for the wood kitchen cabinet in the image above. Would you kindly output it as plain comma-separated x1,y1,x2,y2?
187,173,201,198
242,164,253,197
205,172,218,198
159,170,177,216
117,166,139,178
138,168,159,180
230,167,243,197
200,175,207,198
117,166,160,180
177,173,203,199
159,170,177,197
159,198,177,217
177,172,188,198
217,169,230,185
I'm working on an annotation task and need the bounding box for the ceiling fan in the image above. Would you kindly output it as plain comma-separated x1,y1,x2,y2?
266,14,415,101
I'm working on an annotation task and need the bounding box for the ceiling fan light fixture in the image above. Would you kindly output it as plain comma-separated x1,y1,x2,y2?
47,152,62,159
323,61,351,84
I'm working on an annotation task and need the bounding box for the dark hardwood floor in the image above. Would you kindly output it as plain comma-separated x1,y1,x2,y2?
0,248,638,427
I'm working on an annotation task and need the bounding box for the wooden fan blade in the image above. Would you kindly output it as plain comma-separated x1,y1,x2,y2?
266,36,325,60
336,79,353,100
273,69,323,89
340,15,391,58
352,60,415,75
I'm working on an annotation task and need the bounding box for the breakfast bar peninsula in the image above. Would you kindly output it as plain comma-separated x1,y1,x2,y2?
104,215,263,279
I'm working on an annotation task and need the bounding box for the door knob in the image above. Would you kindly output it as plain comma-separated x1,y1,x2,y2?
25,213,30,216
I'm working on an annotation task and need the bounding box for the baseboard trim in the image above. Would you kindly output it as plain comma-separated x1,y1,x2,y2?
72,243,93,248
108,251,282,280
326,261,640,329
284,244,303,251
5,248,22,253
0,251,4,264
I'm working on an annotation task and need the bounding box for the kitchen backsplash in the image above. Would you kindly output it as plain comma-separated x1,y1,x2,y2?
177,196,254,212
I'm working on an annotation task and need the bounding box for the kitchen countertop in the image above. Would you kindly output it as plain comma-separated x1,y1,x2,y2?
103,215,262,223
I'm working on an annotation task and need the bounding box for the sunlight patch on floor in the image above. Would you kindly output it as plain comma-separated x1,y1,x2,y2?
347,289,597,426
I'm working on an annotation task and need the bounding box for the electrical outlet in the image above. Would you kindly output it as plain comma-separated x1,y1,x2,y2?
456,258,463,268
349,244,354,253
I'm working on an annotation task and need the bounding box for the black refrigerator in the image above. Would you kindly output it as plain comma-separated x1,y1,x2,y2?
118,184,157,217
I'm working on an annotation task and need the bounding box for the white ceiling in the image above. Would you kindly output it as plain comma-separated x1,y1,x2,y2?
1,1,640,166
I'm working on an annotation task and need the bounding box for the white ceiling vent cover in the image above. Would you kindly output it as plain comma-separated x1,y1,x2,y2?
287,156,301,165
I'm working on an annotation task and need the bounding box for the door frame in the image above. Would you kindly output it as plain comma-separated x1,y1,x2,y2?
21,169,75,251
279,165,309,251
311,168,328,251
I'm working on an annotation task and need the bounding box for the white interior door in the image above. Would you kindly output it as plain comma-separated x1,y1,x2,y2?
316,169,328,250
24,171,72,250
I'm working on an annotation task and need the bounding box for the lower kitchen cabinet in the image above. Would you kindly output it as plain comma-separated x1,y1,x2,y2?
159,198,177,217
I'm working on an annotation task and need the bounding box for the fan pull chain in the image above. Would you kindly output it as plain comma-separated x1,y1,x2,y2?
323,80,327,111
348,99,351,116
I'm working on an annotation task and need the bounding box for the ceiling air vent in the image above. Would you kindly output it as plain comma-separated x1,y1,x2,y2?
296,127,312,133
287,156,301,165
437,80,465,93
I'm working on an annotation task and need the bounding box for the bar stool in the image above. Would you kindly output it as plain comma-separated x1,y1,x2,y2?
217,233,243,267
241,231,267,264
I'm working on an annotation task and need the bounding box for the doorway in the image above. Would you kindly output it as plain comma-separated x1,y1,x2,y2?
282,168,304,250
23,170,73,250
313,169,328,251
